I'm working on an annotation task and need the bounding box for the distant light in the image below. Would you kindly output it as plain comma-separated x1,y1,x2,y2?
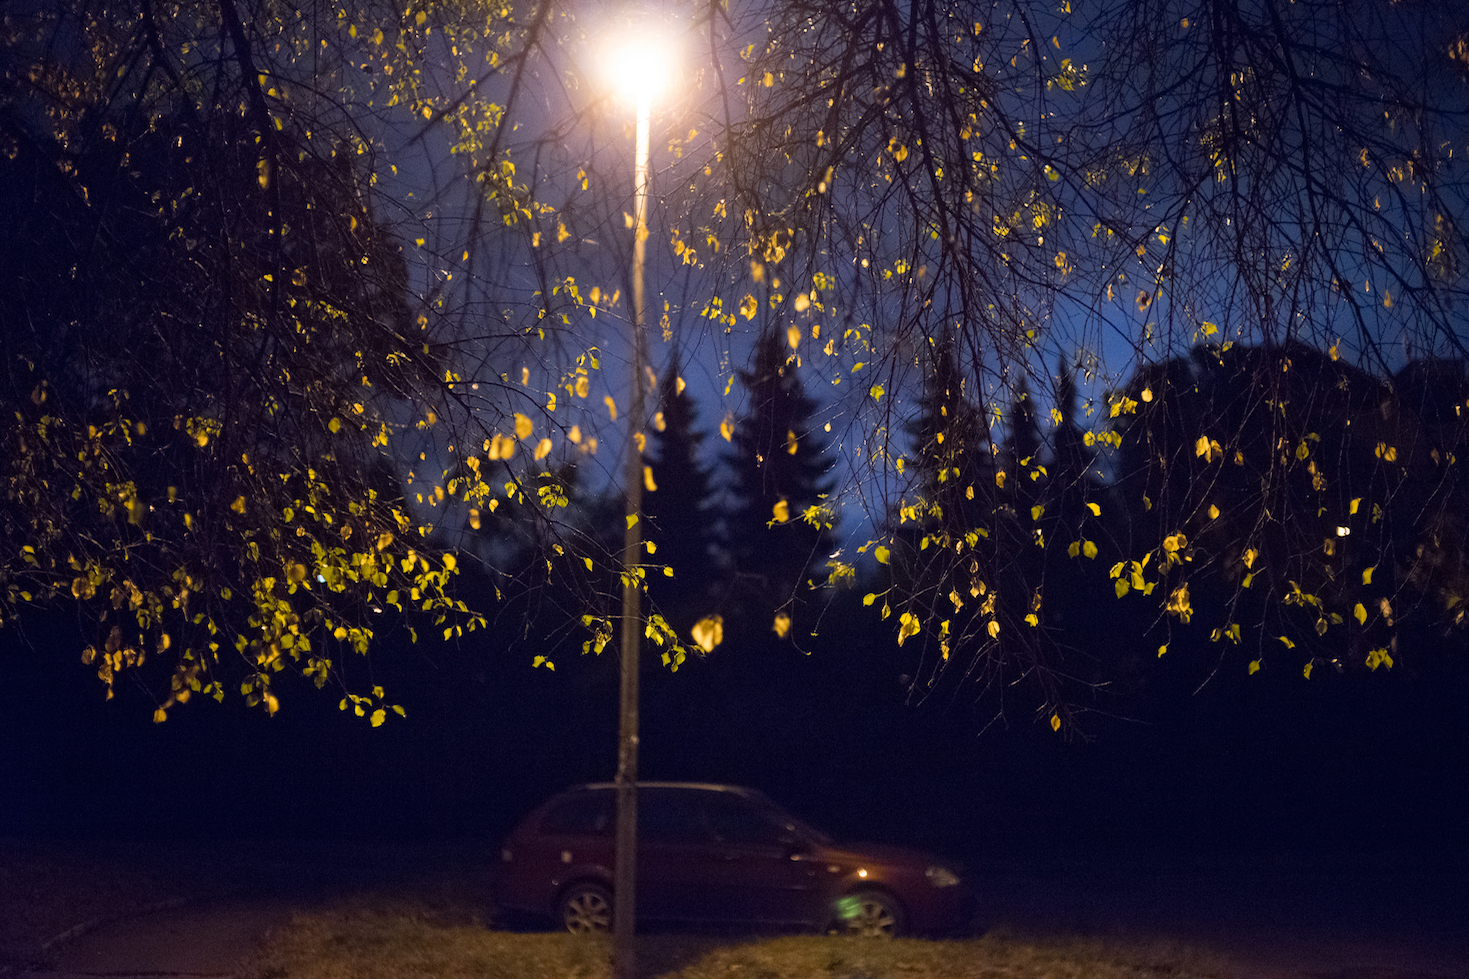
857,868,868,878
1336,526,1351,536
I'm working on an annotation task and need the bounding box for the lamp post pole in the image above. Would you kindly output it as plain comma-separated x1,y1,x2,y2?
613,84,653,979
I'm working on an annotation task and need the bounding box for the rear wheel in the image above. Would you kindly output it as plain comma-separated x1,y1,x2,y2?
837,889,904,938
558,882,613,934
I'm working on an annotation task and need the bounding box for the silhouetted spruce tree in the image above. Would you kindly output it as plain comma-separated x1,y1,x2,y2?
724,329,836,632
1039,362,1111,631
906,335,998,531
881,335,1001,699
644,348,721,636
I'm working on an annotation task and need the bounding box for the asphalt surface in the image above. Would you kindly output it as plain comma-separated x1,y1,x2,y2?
6,857,1466,979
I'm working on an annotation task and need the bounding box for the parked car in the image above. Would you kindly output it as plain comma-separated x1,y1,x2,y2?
496,782,972,937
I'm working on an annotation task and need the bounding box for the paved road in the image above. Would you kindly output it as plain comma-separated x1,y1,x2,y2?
16,894,303,979
7,857,1466,979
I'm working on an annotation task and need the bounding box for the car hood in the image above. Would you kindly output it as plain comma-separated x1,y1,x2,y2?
814,841,950,869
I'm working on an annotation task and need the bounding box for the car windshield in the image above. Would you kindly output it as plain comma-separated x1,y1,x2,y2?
741,789,833,845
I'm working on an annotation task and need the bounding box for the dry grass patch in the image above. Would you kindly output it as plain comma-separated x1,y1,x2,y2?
252,905,1223,979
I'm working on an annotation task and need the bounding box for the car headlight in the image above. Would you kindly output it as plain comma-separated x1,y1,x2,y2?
925,865,960,888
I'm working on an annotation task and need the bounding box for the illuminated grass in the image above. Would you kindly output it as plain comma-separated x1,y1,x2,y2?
252,906,1224,979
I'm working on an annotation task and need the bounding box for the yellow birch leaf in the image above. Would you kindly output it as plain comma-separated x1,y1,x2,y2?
897,611,920,645
874,545,890,564
787,325,802,348
720,413,734,441
1051,714,1061,732
1086,502,1101,516
1082,540,1098,559
1354,602,1367,625
643,465,657,492
1248,660,1261,675
691,614,724,652
739,294,758,320
604,396,618,421
1303,662,1314,679
987,620,1000,638
514,413,533,439
1362,566,1374,584
772,500,790,523
772,612,791,638
534,438,552,460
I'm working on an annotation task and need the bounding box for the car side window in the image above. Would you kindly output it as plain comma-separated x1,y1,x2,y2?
702,792,785,846
639,788,711,843
540,792,613,836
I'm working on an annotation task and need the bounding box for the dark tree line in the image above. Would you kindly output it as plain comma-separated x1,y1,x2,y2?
3,0,1467,730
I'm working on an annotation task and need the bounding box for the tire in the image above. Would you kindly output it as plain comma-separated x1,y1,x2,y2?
558,882,614,934
836,889,905,938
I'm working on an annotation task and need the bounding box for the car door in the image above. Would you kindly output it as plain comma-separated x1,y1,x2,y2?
697,791,824,926
635,787,723,923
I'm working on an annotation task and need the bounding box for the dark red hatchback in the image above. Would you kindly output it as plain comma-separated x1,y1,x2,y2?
496,782,972,937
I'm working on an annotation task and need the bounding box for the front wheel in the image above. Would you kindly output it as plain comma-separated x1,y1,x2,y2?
558,883,613,934
836,889,905,938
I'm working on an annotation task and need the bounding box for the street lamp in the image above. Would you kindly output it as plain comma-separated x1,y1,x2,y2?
610,33,666,979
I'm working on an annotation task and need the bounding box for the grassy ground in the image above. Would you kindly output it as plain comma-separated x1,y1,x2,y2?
251,902,1225,979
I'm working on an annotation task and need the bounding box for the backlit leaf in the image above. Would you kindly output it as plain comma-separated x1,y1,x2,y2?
691,615,724,652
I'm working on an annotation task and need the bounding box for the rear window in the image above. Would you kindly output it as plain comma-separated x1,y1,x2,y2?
539,791,613,836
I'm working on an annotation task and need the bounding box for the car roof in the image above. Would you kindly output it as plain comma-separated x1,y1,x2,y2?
568,781,756,795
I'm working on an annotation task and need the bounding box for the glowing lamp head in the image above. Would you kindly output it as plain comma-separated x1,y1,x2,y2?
611,36,671,104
